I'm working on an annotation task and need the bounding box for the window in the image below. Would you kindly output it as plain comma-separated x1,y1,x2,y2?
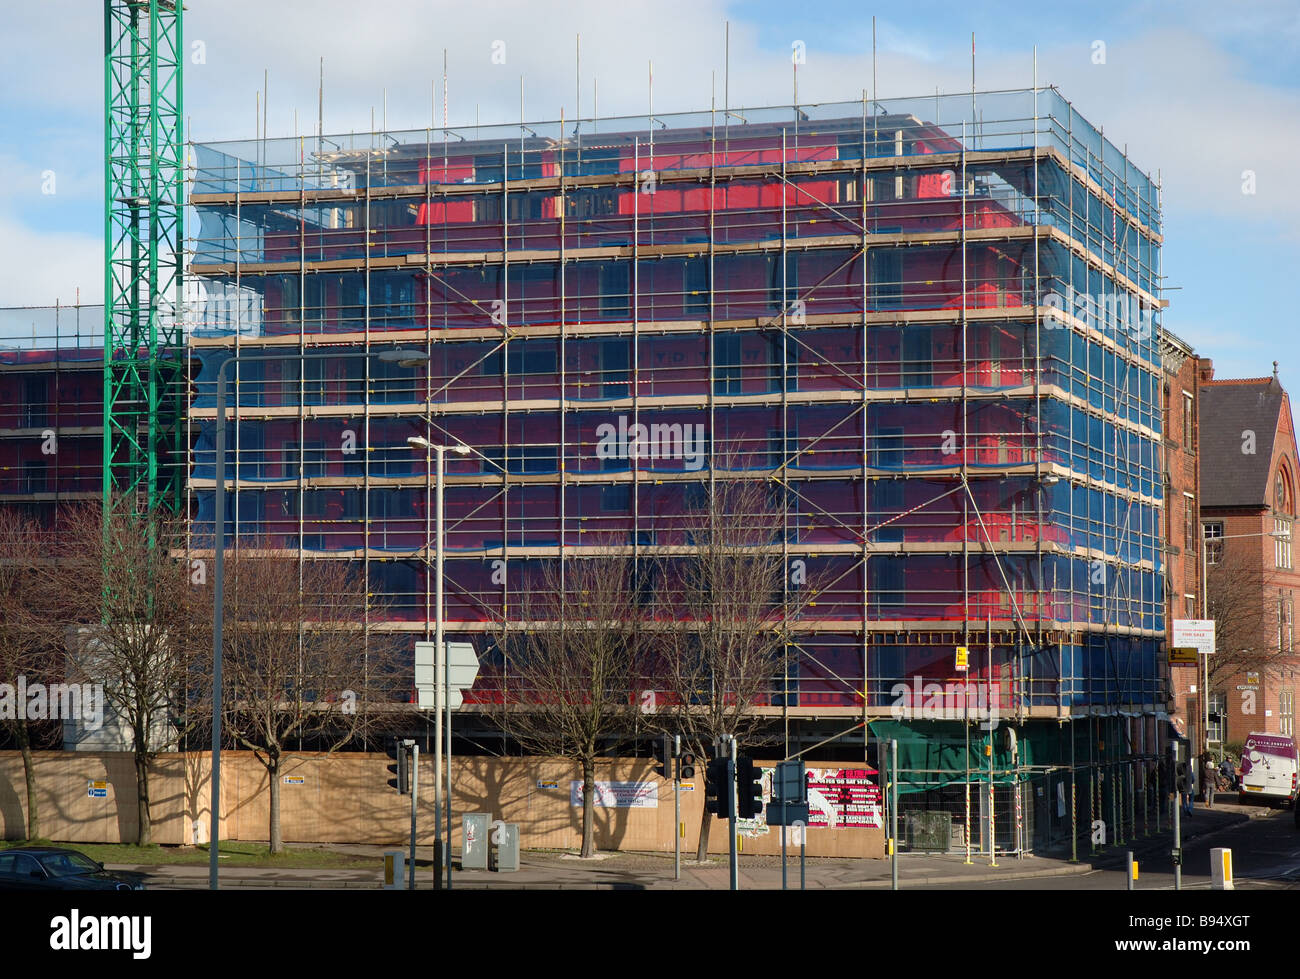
565,188,621,220
874,426,905,470
1283,689,1296,737
1185,595,1196,619
1277,466,1293,515
1207,690,1227,744
1279,596,1294,653
1203,521,1224,565
599,263,631,320
1182,391,1193,450
901,327,932,387
599,339,630,398
21,460,46,495
23,375,48,428
564,147,621,177
869,249,904,310
1277,516,1293,570
683,259,709,318
873,557,906,612
713,333,743,396
477,192,546,223
600,484,629,512
1184,503,1195,557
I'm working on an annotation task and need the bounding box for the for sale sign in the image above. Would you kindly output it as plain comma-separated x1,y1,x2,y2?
1172,619,1215,656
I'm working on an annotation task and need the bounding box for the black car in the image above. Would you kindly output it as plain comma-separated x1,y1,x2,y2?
0,847,147,890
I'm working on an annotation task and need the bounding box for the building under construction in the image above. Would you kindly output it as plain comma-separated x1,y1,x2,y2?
176,85,1176,856
0,83,1181,855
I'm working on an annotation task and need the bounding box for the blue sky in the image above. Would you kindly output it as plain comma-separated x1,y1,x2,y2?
3,0,1297,390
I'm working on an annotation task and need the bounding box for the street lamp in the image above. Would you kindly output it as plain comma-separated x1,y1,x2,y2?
1198,525,1286,757
407,434,470,890
209,346,428,890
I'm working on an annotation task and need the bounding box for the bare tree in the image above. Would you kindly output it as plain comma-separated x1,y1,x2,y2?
490,549,647,858
0,510,63,839
652,472,810,861
49,501,207,846
213,540,403,853
1205,550,1285,691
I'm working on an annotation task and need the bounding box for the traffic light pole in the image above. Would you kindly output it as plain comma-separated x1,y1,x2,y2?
409,744,419,891
673,735,681,882
728,737,738,891
1172,743,1183,891
891,738,899,891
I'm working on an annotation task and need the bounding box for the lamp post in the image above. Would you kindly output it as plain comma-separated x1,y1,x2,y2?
407,434,470,891
1198,525,1285,758
209,346,427,890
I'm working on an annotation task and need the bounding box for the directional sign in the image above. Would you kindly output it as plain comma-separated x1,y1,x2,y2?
414,640,481,711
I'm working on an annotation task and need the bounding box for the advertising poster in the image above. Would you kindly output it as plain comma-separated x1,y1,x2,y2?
569,780,659,808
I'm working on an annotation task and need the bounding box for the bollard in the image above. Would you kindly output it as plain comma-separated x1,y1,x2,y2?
383,851,406,890
1210,847,1234,890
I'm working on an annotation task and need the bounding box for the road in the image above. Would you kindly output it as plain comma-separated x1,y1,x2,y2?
912,807,1298,890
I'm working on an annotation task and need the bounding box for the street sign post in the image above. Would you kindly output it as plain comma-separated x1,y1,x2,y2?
414,640,480,709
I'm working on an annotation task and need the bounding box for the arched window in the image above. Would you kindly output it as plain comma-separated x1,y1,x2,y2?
1277,462,1295,569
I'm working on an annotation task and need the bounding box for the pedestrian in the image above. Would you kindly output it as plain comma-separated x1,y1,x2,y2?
1202,752,1216,810
1219,755,1236,791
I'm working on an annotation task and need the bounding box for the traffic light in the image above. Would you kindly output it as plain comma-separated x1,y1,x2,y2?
652,733,673,779
679,752,696,781
704,757,731,818
386,738,410,795
736,755,763,819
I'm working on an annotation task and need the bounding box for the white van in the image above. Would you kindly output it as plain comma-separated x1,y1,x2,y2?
1239,733,1297,807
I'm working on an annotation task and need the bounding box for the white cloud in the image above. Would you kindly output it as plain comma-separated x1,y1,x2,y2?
0,215,100,307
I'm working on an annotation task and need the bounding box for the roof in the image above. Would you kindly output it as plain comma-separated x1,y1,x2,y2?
1199,376,1287,508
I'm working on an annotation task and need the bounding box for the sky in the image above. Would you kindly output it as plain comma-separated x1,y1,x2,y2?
2,0,1297,390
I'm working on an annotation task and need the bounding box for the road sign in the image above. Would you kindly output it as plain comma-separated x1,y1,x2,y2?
955,646,969,672
773,760,807,804
1172,620,1215,656
414,640,480,710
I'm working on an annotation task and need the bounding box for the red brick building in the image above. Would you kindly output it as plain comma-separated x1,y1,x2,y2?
1159,329,1201,743
1198,361,1300,751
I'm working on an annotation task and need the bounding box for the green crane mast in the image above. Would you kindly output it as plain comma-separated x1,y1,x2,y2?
103,0,185,516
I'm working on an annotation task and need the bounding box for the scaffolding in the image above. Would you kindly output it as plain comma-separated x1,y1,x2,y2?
0,304,109,521
184,85,1170,854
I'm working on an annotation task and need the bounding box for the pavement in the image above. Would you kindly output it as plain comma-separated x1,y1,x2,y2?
105,800,1274,890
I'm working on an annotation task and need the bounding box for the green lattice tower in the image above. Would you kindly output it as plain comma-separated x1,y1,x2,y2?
103,0,185,516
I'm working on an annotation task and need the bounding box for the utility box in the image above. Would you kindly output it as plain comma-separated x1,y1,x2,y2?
462,813,490,871
490,822,520,872
382,851,405,890
905,811,952,852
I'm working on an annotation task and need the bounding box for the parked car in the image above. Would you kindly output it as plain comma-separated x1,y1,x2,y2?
1237,733,1298,809
0,847,146,890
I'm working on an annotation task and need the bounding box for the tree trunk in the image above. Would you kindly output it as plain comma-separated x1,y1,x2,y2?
268,755,282,853
696,805,712,862
134,747,151,846
15,720,38,840
581,758,595,858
